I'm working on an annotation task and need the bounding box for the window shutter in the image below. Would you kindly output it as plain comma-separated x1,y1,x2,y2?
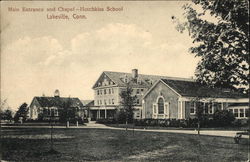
164,102,170,116
153,103,157,115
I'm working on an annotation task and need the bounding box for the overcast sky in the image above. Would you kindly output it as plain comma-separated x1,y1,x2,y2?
1,1,200,110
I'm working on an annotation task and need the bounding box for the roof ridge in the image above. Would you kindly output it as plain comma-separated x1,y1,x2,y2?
35,96,79,99
104,71,195,81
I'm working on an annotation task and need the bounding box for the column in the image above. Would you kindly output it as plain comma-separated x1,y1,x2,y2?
180,101,183,119
182,101,185,119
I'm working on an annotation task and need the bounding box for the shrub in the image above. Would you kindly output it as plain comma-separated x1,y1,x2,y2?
213,110,235,127
96,118,116,124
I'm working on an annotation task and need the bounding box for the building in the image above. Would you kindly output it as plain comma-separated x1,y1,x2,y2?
91,69,194,120
28,90,84,121
142,79,249,120
91,69,248,121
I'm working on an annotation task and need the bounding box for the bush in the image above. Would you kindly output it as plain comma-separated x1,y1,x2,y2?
96,118,116,124
213,110,235,127
134,115,238,128
115,109,134,124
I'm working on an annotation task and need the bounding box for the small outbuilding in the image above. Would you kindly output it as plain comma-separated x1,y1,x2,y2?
28,90,84,121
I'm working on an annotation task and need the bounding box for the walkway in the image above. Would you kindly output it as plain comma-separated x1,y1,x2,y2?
1,123,245,138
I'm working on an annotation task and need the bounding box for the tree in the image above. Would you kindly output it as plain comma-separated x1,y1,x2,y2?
0,99,13,121
119,84,137,130
191,97,210,135
172,0,249,91
60,97,77,127
0,109,13,121
14,103,28,122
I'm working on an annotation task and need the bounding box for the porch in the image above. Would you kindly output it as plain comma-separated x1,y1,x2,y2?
89,107,116,121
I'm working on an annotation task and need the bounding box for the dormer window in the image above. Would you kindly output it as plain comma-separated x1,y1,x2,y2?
136,89,140,94
137,77,142,84
122,75,129,83
145,79,153,85
150,80,153,85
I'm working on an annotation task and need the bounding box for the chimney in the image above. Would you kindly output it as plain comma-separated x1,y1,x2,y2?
132,69,138,79
54,89,60,97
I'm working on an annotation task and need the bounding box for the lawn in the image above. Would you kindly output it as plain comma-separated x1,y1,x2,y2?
1,127,249,161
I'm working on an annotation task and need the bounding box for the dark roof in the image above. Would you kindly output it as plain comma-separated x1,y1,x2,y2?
161,79,248,98
81,100,94,106
94,71,194,88
34,97,84,108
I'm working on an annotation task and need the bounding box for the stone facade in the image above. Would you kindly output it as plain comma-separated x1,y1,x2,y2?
143,81,179,119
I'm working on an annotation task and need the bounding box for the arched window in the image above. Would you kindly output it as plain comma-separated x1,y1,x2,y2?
158,98,164,114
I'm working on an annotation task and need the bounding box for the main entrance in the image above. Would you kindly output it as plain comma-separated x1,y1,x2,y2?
89,109,116,121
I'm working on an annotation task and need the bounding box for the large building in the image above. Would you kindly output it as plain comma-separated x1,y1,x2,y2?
90,69,193,120
90,69,248,121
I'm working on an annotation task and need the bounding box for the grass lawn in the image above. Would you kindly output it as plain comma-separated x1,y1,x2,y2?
1,127,249,161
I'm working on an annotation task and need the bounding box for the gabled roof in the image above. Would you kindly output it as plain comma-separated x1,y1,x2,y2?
161,79,248,98
33,97,84,108
81,100,94,106
93,71,194,89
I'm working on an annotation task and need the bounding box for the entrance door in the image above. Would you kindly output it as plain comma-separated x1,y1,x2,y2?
90,110,97,121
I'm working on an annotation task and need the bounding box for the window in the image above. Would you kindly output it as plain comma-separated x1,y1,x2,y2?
100,100,102,105
104,100,107,105
109,99,111,105
141,89,144,92
54,109,58,116
158,98,164,114
190,102,195,114
208,103,213,114
204,103,209,114
100,90,102,95
136,89,140,94
104,89,106,95
136,99,140,104
112,99,114,105
234,109,239,117
109,89,111,94
217,103,222,110
48,109,51,116
240,109,244,117
245,108,249,117
97,90,99,95
112,88,114,94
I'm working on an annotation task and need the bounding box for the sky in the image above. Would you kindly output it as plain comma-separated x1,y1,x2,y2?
1,1,200,110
